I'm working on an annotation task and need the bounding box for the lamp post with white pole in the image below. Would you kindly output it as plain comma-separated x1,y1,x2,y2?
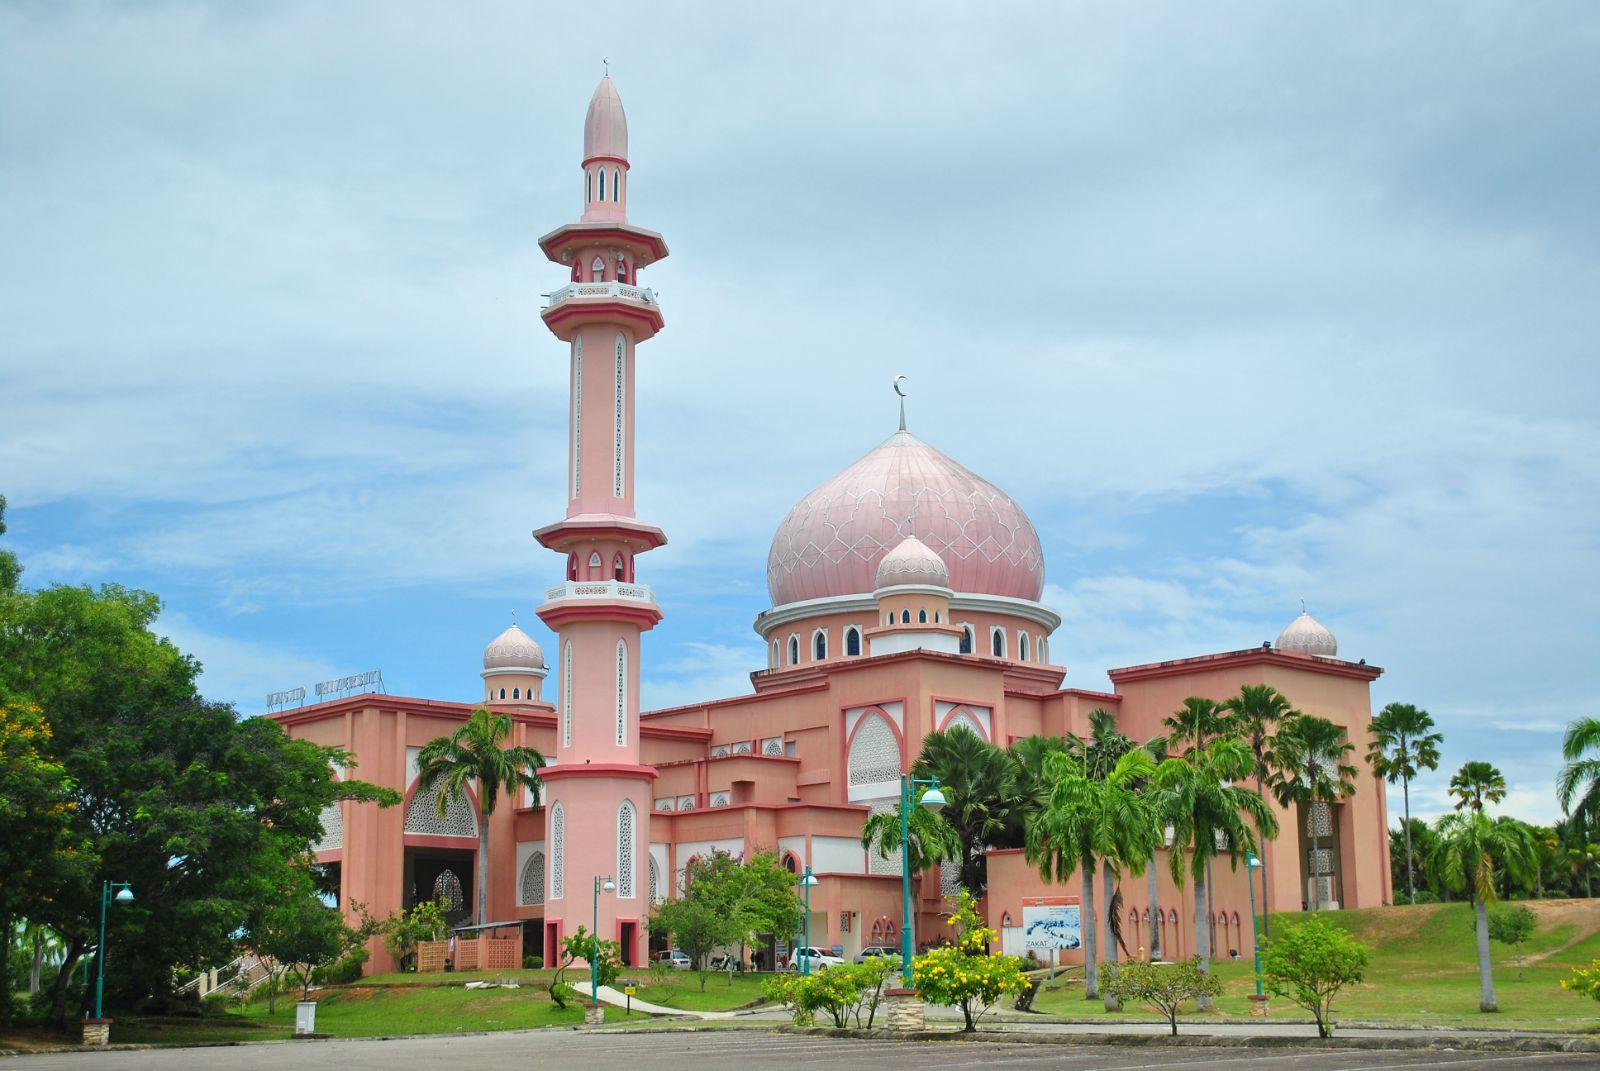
1247,853,1264,997
898,774,946,987
591,875,615,1014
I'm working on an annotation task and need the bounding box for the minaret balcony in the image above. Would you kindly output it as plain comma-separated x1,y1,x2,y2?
540,281,665,341
537,579,663,632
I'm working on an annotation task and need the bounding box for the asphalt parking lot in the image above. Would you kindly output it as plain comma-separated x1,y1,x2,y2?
8,1028,1596,1071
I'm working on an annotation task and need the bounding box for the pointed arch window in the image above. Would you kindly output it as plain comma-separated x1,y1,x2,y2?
918,609,928,624
512,687,521,700
586,170,592,203
617,255,628,282
613,168,621,202
499,687,506,700
991,627,1006,658
567,553,578,581
845,626,861,657
617,800,637,898
588,550,602,572
591,255,606,280
900,610,910,624
550,802,565,900
1019,633,1030,662
771,639,779,668
520,851,546,906
598,168,607,201
432,869,465,915
960,624,974,654
812,629,827,661
787,635,800,666
613,552,626,581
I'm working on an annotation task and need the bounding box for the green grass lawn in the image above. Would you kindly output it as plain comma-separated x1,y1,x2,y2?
623,970,772,1011
1028,899,1600,1033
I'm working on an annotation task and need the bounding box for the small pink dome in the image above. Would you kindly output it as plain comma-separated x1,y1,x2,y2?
484,624,544,671
876,535,949,589
768,430,1045,606
583,75,628,162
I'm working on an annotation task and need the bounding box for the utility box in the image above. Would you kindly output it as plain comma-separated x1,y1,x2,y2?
295,1001,318,1036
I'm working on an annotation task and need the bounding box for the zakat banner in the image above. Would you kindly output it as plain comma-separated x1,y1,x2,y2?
1021,896,1082,950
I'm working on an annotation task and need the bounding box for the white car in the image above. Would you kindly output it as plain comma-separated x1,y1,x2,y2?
655,949,692,970
787,946,845,970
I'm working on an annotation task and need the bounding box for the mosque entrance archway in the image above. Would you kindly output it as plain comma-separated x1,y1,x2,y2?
404,846,476,926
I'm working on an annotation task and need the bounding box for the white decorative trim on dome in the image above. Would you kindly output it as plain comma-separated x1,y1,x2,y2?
483,624,545,674
754,590,1061,638
767,429,1045,605
1276,611,1338,658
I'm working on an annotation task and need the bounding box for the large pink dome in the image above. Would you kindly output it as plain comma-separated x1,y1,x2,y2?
767,430,1046,606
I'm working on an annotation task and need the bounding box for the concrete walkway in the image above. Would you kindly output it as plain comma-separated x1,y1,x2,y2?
568,980,742,1020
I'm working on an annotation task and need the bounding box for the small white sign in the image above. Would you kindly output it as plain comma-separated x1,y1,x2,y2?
1022,897,1082,950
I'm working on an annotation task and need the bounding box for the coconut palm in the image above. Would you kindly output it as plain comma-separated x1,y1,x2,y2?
1140,734,1173,962
415,707,545,925
1162,696,1229,753
1024,747,1159,1001
1557,716,1600,822
1429,810,1536,1012
912,726,1021,895
1068,708,1140,1009
1151,739,1277,1008
1449,761,1507,814
1222,684,1300,931
860,794,960,873
1366,702,1443,905
1270,715,1358,912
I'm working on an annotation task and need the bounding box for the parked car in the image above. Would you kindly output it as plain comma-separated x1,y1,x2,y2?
853,945,900,964
707,953,744,972
786,946,846,970
655,949,692,970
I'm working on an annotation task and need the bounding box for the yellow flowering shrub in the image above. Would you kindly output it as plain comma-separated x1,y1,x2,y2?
1562,960,1600,1001
910,891,1030,1031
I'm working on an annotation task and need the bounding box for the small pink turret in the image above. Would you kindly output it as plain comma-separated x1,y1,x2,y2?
581,75,629,224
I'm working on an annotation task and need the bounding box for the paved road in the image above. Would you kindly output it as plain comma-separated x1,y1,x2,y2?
7,1029,1592,1070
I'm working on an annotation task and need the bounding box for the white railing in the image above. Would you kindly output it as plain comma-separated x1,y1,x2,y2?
542,281,659,309
543,579,657,605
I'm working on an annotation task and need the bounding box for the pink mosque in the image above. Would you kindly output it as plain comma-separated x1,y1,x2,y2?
272,77,1392,972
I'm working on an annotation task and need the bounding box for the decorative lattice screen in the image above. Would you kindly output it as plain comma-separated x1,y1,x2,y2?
1307,801,1333,837
849,714,901,786
551,802,565,900
648,855,661,904
520,851,546,906
312,801,342,852
866,798,903,876
944,711,985,740
404,781,477,837
939,859,962,899
617,802,636,898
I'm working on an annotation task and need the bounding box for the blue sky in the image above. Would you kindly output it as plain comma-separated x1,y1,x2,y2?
2,2,1596,825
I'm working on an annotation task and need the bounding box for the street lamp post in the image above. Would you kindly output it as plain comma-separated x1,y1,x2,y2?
1246,854,1263,996
591,875,616,1007
798,867,819,976
94,882,134,1021
898,774,946,987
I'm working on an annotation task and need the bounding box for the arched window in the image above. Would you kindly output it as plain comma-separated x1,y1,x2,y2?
598,168,607,201
771,640,779,668
615,638,628,747
512,687,521,700
571,261,581,283
782,852,799,874
1019,633,1030,662
613,552,626,581
813,629,827,661
520,851,546,906
959,625,974,655
550,802,565,899
586,170,592,203
613,168,621,201
591,255,606,280
433,869,465,915
787,635,800,666
885,613,892,625
567,553,578,581
918,609,928,624
934,610,941,623
588,550,602,571
616,801,636,898
900,609,911,624
499,687,506,700
845,626,861,657
991,627,1006,658
617,255,628,282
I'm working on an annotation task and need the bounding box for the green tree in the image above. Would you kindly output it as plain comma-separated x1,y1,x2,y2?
1024,746,1158,1000
1270,715,1358,912
1068,709,1137,1008
1260,915,1370,1038
248,863,355,1011
1486,904,1536,980
0,581,398,1026
1152,739,1278,1007
0,493,20,593
647,852,777,990
549,926,621,1009
381,899,448,968
909,891,1029,1031
1102,958,1222,1037
1558,716,1600,824
1162,696,1228,753
1366,703,1443,905
912,726,1021,895
1222,685,1300,931
1389,818,1437,902
414,708,544,925
1429,810,1536,1011
648,893,740,992
861,794,959,876
1449,760,1507,814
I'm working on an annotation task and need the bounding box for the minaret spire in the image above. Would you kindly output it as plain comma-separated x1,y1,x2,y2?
893,374,908,432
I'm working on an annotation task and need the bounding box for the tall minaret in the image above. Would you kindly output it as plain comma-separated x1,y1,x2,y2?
533,74,668,968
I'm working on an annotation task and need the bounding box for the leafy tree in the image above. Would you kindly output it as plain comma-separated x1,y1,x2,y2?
1486,904,1536,980
1068,709,1137,1007
549,926,621,1009
1366,703,1442,905
1024,746,1158,1000
414,708,544,925
705,850,802,973
1449,760,1507,814
1270,715,1358,911
911,726,1021,895
1558,716,1600,824
1151,739,1278,1008
1222,685,1300,931
909,892,1029,1031
1527,825,1560,899
381,899,448,969
1162,696,1229,753
1429,810,1536,1011
0,493,20,593
764,956,895,1028
1102,958,1222,1036
248,864,355,1011
1260,916,1370,1038
647,852,762,990
1389,818,1437,902
0,581,398,1026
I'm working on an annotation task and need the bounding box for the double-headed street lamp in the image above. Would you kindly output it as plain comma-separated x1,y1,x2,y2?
795,866,819,975
898,774,946,987
1246,853,1264,996
94,881,135,1021
591,875,616,1007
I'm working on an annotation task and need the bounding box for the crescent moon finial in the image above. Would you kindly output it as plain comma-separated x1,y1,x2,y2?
893,375,908,431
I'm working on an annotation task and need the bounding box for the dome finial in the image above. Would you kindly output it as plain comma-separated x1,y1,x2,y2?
893,374,908,432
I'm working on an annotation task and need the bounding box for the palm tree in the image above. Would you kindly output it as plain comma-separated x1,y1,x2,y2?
1366,702,1443,905
1557,716,1600,822
1429,810,1536,1012
1162,696,1229,753
912,726,1021,896
1270,715,1358,912
415,707,545,925
860,795,960,873
1151,739,1277,1007
1025,747,1159,1001
1069,708,1135,1000
1449,761,1507,814
1140,734,1173,962
1221,684,1300,933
